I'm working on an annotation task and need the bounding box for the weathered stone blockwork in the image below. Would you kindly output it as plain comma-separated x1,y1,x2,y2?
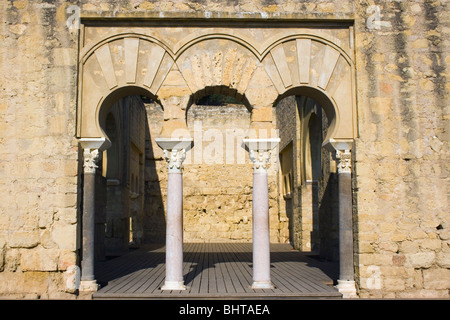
353,0,449,298
0,0,448,299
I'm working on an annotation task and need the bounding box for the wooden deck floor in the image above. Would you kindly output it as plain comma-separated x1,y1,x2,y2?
93,243,341,299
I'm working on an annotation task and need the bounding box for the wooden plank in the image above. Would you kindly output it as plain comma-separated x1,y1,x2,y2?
93,243,341,299
213,244,227,294
271,252,321,293
271,262,314,293
181,242,200,294
128,249,166,294
208,244,220,294
133,262,165,294
271,269,300,294
276,250,337,287
96,250,148,285
199,244,209,294
271,254,335,293
188,242,205,294
188,242,204,293
218,242,245,293
98,255,150,294
220,242,239,293
228,243,254,294
125,250,165,293
119,264,158,294
216,243,235,294
102,249,165,294
132,252,166,294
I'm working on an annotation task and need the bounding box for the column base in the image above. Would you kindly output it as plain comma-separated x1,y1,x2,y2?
251,281,274,289
79,280,99,292
335,280,358,298
161,281,187,291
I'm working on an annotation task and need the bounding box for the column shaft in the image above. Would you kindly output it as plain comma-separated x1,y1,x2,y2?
81,171,95,282
335,148,357,298
162,171,185,290
155,140,193,292
79,147,101,292
252,171,273,288
243,138,280,290
338,171,354,281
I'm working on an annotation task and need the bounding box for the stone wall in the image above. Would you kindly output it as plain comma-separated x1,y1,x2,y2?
0,0,80,298
143,101,167,243
0,0,448,299
276,95,340,258
354,0,449,298
142,101,283,243
183,103,254,242
276,96,299,246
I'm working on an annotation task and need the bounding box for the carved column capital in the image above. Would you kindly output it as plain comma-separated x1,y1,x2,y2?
155,138,193,173
336,149,352,174
249,149,272,173
242,138,280,174
163,148,187,173
83,149,101,174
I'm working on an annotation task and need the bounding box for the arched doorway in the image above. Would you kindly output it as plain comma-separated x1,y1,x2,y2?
77,25,358,297
97,94,162,259
183,90,253,243
81,87,166,282
276,94,339,262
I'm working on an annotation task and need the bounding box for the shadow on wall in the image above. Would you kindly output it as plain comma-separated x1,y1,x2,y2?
318,171,339,262
142,98,166,244
94,96,166,261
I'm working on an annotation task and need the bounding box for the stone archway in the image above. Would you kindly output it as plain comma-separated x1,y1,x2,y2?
77,30,355,142
77,22,357,297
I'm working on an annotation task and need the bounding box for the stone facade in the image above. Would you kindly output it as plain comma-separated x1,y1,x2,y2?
0,0,448,299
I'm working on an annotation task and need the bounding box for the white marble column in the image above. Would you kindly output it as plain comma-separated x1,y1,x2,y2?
156,138,193,291
79,138,109,292
243,138,279,289
334,148,358,298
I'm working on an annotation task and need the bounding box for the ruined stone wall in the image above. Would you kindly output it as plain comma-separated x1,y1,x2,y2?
276,96,299,246
354,0,449,298
0,0,81,298
182,103,281,242
143,102,167,243
183,104,253,242
143,102,281,243
0,0,448,299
